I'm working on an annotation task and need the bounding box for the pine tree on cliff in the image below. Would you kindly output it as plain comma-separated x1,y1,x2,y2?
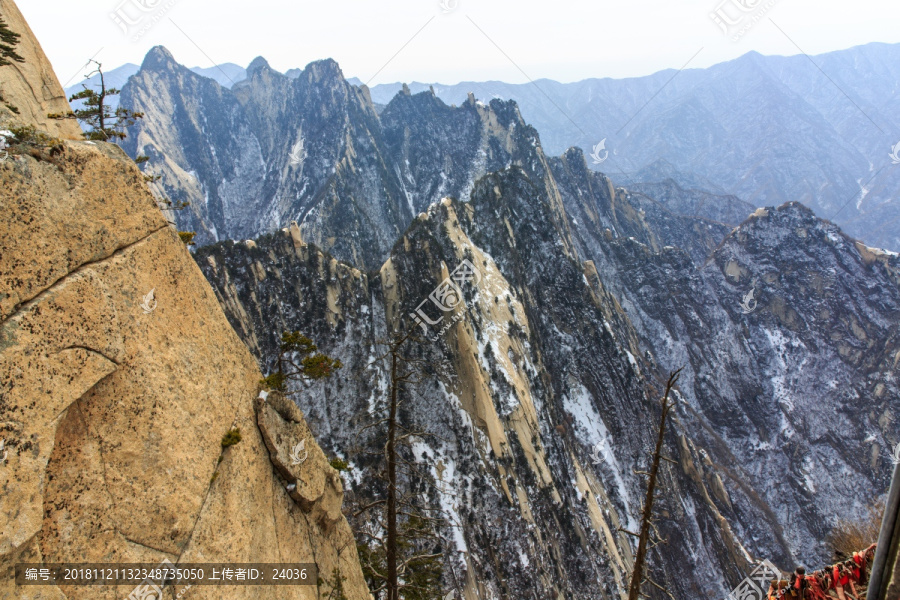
0,14,24,67
48,60,144,141
259,331,343,391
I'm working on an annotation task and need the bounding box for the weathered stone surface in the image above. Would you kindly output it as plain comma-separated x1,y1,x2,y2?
0,10,370,597
0,0,82,139
256,392,344,532
0,141,164,321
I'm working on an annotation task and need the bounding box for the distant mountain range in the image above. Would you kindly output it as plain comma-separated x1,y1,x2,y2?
76,42,900,251
65,61,247,110
357,43,900,251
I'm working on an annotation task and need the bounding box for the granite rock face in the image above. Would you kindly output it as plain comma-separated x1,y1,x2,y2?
256,391,345,530
0,141,369,600
0,5,370,597
0,0,81,139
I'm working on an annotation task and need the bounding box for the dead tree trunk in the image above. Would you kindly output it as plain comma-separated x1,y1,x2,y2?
627,369,682,600
352,328,446,599
386,343,400,600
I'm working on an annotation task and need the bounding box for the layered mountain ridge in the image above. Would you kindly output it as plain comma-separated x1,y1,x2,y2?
102,41,900,251
120,47,559,269
118,46,764,271
193,157,900,599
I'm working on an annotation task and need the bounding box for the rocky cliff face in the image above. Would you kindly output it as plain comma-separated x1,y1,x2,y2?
0,0,81,139
118,48,572,271
597,202,899,564
0,4,370,598
193,165,805,598
195,159,900,599
555,152,900,570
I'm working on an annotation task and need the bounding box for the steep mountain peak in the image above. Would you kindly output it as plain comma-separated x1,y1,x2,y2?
486,97,528,128
721,201,832,251
140,45,179,71
561,145,589,169
382,83,447,113
246,55,272,77
299,57,345,86
715,200,900,293
745,201,820,228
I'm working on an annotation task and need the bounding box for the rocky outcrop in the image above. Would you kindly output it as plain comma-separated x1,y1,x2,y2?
0,5,369,598
0,0,81,139
256,391,344,530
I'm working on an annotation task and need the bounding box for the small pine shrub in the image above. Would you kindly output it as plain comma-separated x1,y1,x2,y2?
221,428,242,448
260,372,287,391
6,125,64,159
324,568,348,600
178,231,196,245
329,458,350,472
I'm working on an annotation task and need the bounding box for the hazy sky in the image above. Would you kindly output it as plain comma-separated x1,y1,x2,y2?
18,0,900,89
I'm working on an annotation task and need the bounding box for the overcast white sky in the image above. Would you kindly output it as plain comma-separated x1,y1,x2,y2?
18,0,900,88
